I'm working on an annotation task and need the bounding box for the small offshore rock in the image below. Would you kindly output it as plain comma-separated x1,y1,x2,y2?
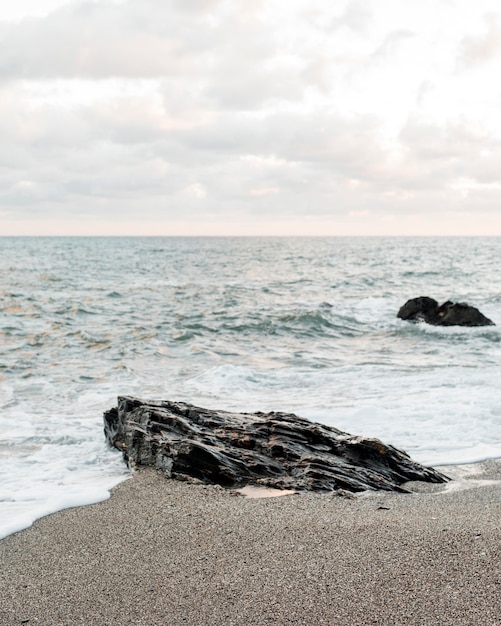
397,297,494,326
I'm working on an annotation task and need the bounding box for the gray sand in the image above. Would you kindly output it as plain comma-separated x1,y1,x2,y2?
1,461,500,626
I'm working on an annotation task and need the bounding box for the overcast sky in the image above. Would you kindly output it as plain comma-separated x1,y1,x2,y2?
1,0,501,235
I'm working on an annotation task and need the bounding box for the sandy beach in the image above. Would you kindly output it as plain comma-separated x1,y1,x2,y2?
1,461,500,626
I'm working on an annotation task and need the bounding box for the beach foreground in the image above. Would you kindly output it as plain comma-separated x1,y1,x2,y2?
1,462,500,626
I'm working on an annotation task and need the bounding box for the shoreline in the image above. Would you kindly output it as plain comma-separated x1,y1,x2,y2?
1,459,500,625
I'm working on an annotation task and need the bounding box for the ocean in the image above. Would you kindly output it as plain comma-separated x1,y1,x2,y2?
1,236,500,539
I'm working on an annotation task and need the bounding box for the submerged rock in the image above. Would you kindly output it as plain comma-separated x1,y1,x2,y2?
397,297,494,327
104,396,448,494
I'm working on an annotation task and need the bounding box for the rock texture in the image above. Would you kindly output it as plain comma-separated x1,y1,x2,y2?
397,297,494,326
104,396,448,494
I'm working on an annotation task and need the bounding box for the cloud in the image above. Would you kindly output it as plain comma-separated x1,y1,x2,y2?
2,74,501,226
2,0,501,234
304,0,372,35
0,0,278,83
371,29,415,61
0,88,399,221
0,2,202,79
399,118,489,162
0,0,313,116
457,13,501,68
393,116,501,204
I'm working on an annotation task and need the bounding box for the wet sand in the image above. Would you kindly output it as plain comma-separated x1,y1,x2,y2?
1,461,500,625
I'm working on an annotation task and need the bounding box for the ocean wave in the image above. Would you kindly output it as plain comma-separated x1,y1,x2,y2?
1,236,501,540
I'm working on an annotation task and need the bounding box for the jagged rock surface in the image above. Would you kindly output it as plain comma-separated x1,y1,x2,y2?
104,396,448,494
397,297,494,326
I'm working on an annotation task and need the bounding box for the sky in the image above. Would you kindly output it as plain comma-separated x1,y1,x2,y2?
1,0,501,236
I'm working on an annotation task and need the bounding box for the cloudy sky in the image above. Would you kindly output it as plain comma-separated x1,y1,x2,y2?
2,0,501,235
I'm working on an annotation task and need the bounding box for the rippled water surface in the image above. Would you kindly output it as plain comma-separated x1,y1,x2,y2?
1,236,500,537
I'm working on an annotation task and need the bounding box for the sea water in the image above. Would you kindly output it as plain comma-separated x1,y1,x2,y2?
1,236,500,539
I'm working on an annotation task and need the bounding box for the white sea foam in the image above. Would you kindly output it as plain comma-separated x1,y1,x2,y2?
0,420,129,539
1,236,500,539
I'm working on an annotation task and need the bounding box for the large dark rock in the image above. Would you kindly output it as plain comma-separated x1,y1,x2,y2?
104,396,448,494
397,297,494,326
